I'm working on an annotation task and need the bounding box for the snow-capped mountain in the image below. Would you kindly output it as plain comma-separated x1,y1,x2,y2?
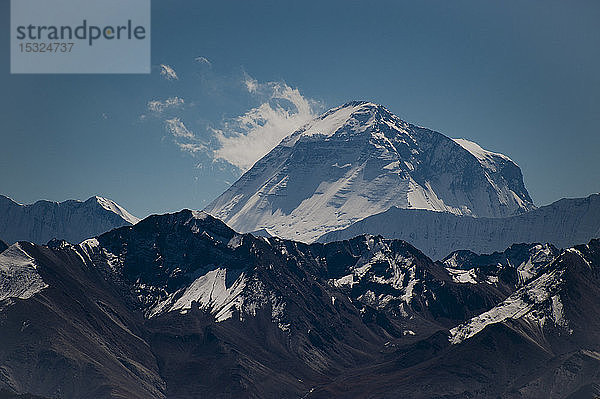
1,209,598,398
205,101,534,242
320,192,600,259
0,195,139,245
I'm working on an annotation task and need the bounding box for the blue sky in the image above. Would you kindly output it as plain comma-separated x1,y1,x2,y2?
1,0,599,217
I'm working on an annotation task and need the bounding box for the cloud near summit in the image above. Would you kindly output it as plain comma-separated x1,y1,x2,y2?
212,75,321,171
144,61,321,172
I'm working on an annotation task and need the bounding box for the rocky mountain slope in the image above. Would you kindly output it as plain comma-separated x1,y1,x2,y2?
320,192,600,259
0,195,139,245
0,210,597,398
205,101,534,242
310,240,600,398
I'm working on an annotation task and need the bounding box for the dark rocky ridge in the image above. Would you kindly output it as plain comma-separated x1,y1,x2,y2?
309,240,600,398
0,211,598,398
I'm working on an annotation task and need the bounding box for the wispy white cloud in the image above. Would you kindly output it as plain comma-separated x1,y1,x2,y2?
212,76,321,171
160,64,178,80
143,66,321,172
147,97,184,114
165,117,195,139
195,56,212,67
244,73,258,94
177,142,205,154
164,118,206,154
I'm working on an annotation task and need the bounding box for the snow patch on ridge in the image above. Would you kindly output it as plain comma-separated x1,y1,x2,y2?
150,268,246,322
332,274,355,288
446,268,478,284
0,243,48,302
449,267,566,344
567,248,592,269
190,210,209,220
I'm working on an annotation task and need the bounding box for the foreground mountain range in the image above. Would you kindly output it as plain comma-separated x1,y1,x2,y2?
0,210,599,398
0,195,139,245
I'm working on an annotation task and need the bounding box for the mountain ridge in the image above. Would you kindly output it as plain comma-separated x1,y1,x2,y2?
0,194,139,245
320,192,600,259
1,209,598,398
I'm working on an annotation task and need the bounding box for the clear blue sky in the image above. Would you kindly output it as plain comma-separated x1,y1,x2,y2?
1,0,599,218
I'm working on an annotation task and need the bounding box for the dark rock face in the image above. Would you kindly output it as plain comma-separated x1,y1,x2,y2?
0,211,598,398
311,240,600,399
0,240,7,254
0,242,164,399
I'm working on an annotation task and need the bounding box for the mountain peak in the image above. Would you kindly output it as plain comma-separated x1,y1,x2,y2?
284,100,403,143
206,102,535,242
338,100,392,114
91,196,140,225
130,209,235,243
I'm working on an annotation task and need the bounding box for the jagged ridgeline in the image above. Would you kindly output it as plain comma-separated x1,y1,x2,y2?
0,210,599,398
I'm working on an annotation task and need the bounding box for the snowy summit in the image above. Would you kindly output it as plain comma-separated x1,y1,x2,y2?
205,101,535,242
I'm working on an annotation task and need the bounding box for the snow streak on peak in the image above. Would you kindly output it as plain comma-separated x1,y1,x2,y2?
447,244,583,345
448,265,568,345
94,196,140,225
150,268,246,322
453,138,515,168
296,102,366,138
